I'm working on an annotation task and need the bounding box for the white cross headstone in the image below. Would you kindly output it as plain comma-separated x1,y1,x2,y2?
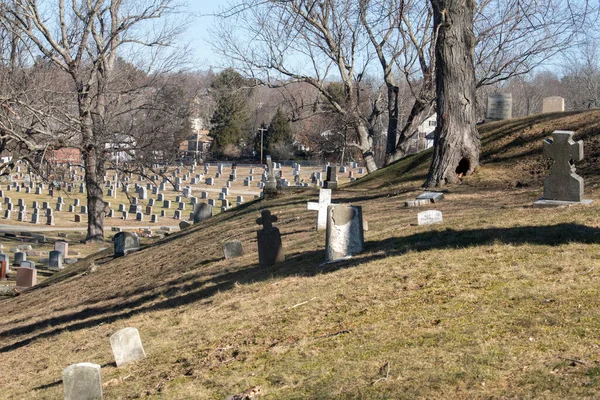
307,189,332,230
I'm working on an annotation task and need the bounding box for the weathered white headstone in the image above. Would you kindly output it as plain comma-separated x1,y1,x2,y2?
110,327,146,367
223,240,244,259
62,362,102,400
417,210,443,225
325,204,364,261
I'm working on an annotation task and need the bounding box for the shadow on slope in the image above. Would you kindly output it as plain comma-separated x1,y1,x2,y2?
2,222,598,354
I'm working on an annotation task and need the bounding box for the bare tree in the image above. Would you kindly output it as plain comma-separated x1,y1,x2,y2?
0,0,185,241
562,40,600,110
212,0,381,172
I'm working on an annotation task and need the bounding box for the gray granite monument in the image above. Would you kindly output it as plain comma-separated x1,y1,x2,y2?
534,130,592,206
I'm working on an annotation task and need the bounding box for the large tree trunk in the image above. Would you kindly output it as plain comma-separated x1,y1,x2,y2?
78,88,105,242
385,84,400,156
425,0,479,187
83,146,105,242
355,120,378,172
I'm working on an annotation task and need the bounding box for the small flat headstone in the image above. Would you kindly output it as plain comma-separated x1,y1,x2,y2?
417,210,443,225
179,221,191,230
415,192,445,203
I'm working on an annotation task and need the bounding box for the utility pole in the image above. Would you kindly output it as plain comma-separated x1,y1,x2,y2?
258,127,267,164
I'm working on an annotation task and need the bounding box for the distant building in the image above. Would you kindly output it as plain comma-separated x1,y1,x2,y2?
105,135,136,163
45,147,82,166
419,114,437,149
403,114,437,153
179,130,213,162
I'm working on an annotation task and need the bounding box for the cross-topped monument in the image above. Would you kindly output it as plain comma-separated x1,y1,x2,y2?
307,189,332,230
256,209,277,231
535,130,592,206
256,209,284,266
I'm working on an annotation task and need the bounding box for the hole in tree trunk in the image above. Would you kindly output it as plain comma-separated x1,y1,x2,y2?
455,158,470,177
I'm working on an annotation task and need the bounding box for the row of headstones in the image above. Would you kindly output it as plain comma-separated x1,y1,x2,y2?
63,327,146,400
5,182,85,194
113,203,215,256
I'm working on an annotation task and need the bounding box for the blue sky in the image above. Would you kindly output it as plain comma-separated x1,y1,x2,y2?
183,1,225,70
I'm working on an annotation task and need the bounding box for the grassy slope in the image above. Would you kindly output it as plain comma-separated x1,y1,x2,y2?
2,111,600,399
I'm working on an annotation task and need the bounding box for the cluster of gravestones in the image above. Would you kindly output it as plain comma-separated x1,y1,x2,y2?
62,327,146,400
0,241,70,288
113,129,591,266
403,130,591,222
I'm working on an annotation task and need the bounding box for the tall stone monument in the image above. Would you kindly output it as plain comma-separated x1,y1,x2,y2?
256,209,285,267
486,93,512,120
263,156,278,198
325,204,364,262
534,130,592,206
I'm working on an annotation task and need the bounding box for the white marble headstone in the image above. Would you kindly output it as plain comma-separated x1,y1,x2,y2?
110,327,146,367
417,210,443,225
63,362,102,400
307,189,332,230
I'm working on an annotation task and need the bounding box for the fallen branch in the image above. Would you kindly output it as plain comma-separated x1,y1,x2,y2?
290,297,317,309
371,361,391,385
559,356,586,365
324,329,351,338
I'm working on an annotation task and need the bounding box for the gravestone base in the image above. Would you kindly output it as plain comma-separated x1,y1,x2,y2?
533,199,593,208
262,187,280,200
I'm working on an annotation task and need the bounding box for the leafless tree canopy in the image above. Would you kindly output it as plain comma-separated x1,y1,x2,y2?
0,0,188,241
212,0,598,173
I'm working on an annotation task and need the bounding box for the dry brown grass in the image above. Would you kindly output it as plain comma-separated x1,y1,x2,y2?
1,111,600,399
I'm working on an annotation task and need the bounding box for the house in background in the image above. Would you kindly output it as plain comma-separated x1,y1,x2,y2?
45,147,82,166
419,114,437,150
405,114,437,153
179,130,213,163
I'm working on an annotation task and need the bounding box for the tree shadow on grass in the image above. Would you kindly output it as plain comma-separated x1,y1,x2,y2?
1,223,599,354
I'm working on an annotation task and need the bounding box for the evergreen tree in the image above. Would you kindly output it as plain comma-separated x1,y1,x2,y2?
264,108,293,158
209,94,248,156
208,69,253,157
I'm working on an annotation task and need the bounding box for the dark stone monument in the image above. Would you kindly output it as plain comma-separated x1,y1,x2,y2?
323,166,338,189
192,203,213,224
13,252,26,266
256,209,284,267
49,250,64,270
114,232,140,257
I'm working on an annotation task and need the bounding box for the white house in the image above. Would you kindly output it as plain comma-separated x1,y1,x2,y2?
418,114,437,149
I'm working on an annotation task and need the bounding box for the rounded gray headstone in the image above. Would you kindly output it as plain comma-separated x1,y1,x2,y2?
62,362,102,400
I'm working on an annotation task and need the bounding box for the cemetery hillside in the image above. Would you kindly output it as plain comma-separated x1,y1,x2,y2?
4,109,600,399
